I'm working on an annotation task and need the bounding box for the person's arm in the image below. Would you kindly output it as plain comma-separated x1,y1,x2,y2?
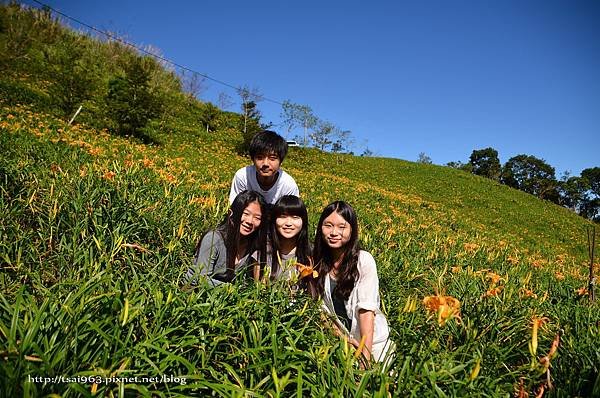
355,252,380,362
184,231,225,287
358,309,375,361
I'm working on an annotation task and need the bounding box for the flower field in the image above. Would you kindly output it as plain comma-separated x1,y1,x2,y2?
1,101,599,397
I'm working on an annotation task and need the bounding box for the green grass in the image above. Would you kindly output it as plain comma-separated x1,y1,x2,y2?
1,97,599,396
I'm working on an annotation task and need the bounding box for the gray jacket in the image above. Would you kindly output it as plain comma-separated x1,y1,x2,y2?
184,230,253,287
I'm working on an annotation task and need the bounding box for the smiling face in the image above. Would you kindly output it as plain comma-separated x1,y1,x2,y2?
239,201,262,236
253,152,281,180
321,211,352,249
275,213,303,240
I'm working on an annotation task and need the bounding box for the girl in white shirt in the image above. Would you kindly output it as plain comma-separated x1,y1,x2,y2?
313,201,394,363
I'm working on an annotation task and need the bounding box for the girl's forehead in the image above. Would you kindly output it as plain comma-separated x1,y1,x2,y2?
244,201,262,212
324,211,347,223
277,210,300,217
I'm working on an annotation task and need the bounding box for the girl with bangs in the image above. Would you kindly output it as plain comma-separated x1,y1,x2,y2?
269,195,312,282
184,190,267,287
313,201,394,364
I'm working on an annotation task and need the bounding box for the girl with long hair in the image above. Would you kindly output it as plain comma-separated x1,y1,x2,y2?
268,195,312,281
313,201,393,363
184,190,267,286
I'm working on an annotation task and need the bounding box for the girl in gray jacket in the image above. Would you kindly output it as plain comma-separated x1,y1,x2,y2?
185,190,267,286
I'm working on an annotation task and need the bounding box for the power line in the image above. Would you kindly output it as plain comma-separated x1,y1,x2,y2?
29,0,284,106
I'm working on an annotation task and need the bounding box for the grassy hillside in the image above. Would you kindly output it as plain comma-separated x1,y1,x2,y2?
1,4,600,397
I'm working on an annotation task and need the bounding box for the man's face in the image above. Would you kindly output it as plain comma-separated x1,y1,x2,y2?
252,153,281,179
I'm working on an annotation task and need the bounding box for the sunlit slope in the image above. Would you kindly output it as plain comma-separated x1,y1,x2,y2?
288,153,589,263
3,101,599,396
4,102,592,275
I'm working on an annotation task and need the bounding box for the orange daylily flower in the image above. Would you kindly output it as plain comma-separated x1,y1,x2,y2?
102,170,116,180
484,286,503,297
295,258,318,279
423,294,461,326
520,288,537,299
486,272,502,284
88,147,102,156
554,272,565,280
463,243,480,254
506,256,519,266
530,316,549,356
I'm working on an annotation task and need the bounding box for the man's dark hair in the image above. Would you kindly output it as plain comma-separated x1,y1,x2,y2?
249,130,288,161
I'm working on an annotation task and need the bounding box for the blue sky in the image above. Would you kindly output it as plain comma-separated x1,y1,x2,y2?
25,0,599,175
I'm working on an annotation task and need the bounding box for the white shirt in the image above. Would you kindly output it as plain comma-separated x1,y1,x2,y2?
229,165,299,204
322,250,394,362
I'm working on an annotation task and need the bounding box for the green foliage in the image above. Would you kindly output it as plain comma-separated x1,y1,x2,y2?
46,36,100,117
581,167,600,197
106,57,162,138
580,168,600,220
558,175,588,211
501,154,558,202
2,3,600,396
2,103,599,397
417,152,433,164
469,147,501,181
447,160,473,172
0,78,53,111
310,120,336,151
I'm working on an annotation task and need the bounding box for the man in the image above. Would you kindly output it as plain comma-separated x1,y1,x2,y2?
229,130,299,204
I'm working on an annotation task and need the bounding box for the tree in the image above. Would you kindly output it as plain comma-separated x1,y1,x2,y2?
361,147,374,157
48,37,99,117
217,91,234,110
557,173,588,211
417,152,433,164
578,167,600,221
281,100,318,146
579,198,600,221
501,154,558,201
469,147,501,180
581,167,600,198
181,70,207,100
331,129,353,153
237,85,262,135
236,85,263,153
310,120,336,151
106,56,161,137
447,161,472,172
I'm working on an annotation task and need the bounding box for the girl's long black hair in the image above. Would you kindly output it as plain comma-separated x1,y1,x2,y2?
196,190,267,281
270,195,311,276
312,201,360,300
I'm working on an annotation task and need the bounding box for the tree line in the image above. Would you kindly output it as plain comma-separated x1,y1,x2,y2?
447,147,600,221
237,97,369,156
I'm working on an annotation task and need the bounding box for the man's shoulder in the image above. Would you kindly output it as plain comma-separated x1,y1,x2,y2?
277,169,298,186
232,165,256,181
